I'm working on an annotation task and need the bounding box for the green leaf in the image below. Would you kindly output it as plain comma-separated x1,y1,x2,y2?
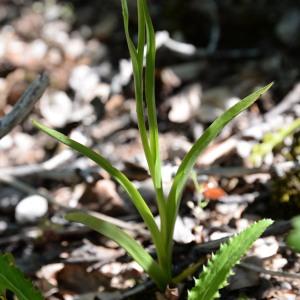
0,254,44,300
121,0,153,176
121,0,169,274
188,219,273,300
167,83,273,239
32,120,163,255
250,118,300,167
142,0,162,189
287,216,300,252
66,212,168,289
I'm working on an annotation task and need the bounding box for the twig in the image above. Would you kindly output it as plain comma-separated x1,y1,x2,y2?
198,161,299,178
265,82,300,120
0,173,149,236
240,262,300,280
0,115,131,182
0,173,54,203
73,280,154,300
1,160,298,185
0,72,49,139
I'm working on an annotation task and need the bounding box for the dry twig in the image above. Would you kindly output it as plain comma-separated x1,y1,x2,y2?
0,72,49,139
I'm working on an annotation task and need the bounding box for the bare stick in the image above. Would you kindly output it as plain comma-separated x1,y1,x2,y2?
240,262,300,280
0,72,49,139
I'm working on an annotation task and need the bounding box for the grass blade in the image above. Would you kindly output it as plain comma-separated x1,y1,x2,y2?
188,219,273,300
66,212,168,289
32,120,163,253
142,0,162,189
287,216,300,252
167,83,273,238
121,0,154,177
141,0,169,275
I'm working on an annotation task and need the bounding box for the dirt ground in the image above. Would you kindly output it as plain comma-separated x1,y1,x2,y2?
0,1,300,299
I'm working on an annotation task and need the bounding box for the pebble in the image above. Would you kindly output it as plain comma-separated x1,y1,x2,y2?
15,195,48,224
40,90,73,127
64,37,85,60
69,64,99,101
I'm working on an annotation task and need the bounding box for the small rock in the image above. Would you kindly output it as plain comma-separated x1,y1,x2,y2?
252,236,279,258
27,39,48,66
15,195,48,224
14,12,43,40
42,20,70,46
40,90,73,127
69,64,99,101
237,140,256,158
0,220,8,234
168,84,202,123
64,36,85,60
173,216,195,243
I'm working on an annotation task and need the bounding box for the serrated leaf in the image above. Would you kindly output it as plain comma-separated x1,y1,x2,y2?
65,212,168,289
0,254,44,300
188,219,273,300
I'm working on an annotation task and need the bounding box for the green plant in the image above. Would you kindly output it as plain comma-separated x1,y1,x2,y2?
33,0,273,292
0,254,43,300
287,216,300,252
250,118,300,166
188,219,272,300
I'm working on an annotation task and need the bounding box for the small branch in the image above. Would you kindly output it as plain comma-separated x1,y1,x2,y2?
0,72,49,139
240,262,300,280
265,82,300,120
0,173,149,236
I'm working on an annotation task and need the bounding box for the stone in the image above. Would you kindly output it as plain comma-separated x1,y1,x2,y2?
15,195,48,224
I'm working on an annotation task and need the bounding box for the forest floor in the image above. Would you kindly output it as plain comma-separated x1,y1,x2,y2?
0,0,300,299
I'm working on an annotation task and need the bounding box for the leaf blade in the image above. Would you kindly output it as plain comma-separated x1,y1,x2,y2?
167,83,273,237
188,219,273,300
143,0,162,189
65,212,168,289
32,120,162,250
121,0,154,176
0,254,44,300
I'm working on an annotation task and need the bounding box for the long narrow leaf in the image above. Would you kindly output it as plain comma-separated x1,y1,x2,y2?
0,254,44,300
143,0,162,189
66,212,168,289
188,219,273,300
32,120,163,255
121,0,154,177
167,83,273,238
137,0,145,67
141,0,169,274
